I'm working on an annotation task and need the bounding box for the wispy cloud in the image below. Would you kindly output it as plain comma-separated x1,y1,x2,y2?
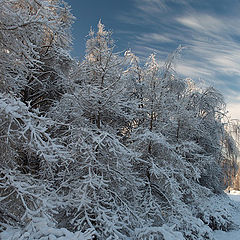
133,0,189,14
133,0,168,14
176,14,224,33
136,33,174,43
116,0,240,118
175,13,240,85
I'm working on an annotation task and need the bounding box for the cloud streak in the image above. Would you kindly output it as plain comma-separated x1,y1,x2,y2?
117,0,240,118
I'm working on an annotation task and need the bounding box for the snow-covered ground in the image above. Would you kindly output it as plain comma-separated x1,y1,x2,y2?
213,190,240,240
227,190,240,202
1,191,240,240
0,217,95,240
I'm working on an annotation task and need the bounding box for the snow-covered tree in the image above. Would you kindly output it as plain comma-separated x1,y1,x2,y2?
0,93,73,231
0,0,74,235
0,0,73,112
71,20,131,130
123,49,239,238
48,22,144,239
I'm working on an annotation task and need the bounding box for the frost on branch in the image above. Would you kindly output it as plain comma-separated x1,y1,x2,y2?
0,0,73,112
0,93,72,231
0,216,95,240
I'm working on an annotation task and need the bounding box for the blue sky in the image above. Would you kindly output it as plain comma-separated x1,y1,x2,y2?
65,0,240,119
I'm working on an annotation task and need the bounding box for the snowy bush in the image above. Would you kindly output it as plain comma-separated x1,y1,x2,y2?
195,194,238,232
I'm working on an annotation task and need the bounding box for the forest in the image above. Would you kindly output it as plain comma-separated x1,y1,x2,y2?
0,1,240,239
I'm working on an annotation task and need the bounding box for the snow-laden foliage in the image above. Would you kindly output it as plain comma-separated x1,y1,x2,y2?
0,93,73,232
134,225,185,240
0,216,95,240
0,5,239,240
47,23,144,238
0,0,73,112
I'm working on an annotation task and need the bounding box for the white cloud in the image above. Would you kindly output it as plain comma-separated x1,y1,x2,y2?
177,16,204,31
137,33,174,43
134,0,168,14
134,0,190,14
176,14,224,33
172,13,240,95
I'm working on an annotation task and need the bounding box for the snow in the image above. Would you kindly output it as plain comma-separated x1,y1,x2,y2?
2,192,240,240
135,225,185,240
0,217,95,240
213,190,240,240
228,190,240,202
